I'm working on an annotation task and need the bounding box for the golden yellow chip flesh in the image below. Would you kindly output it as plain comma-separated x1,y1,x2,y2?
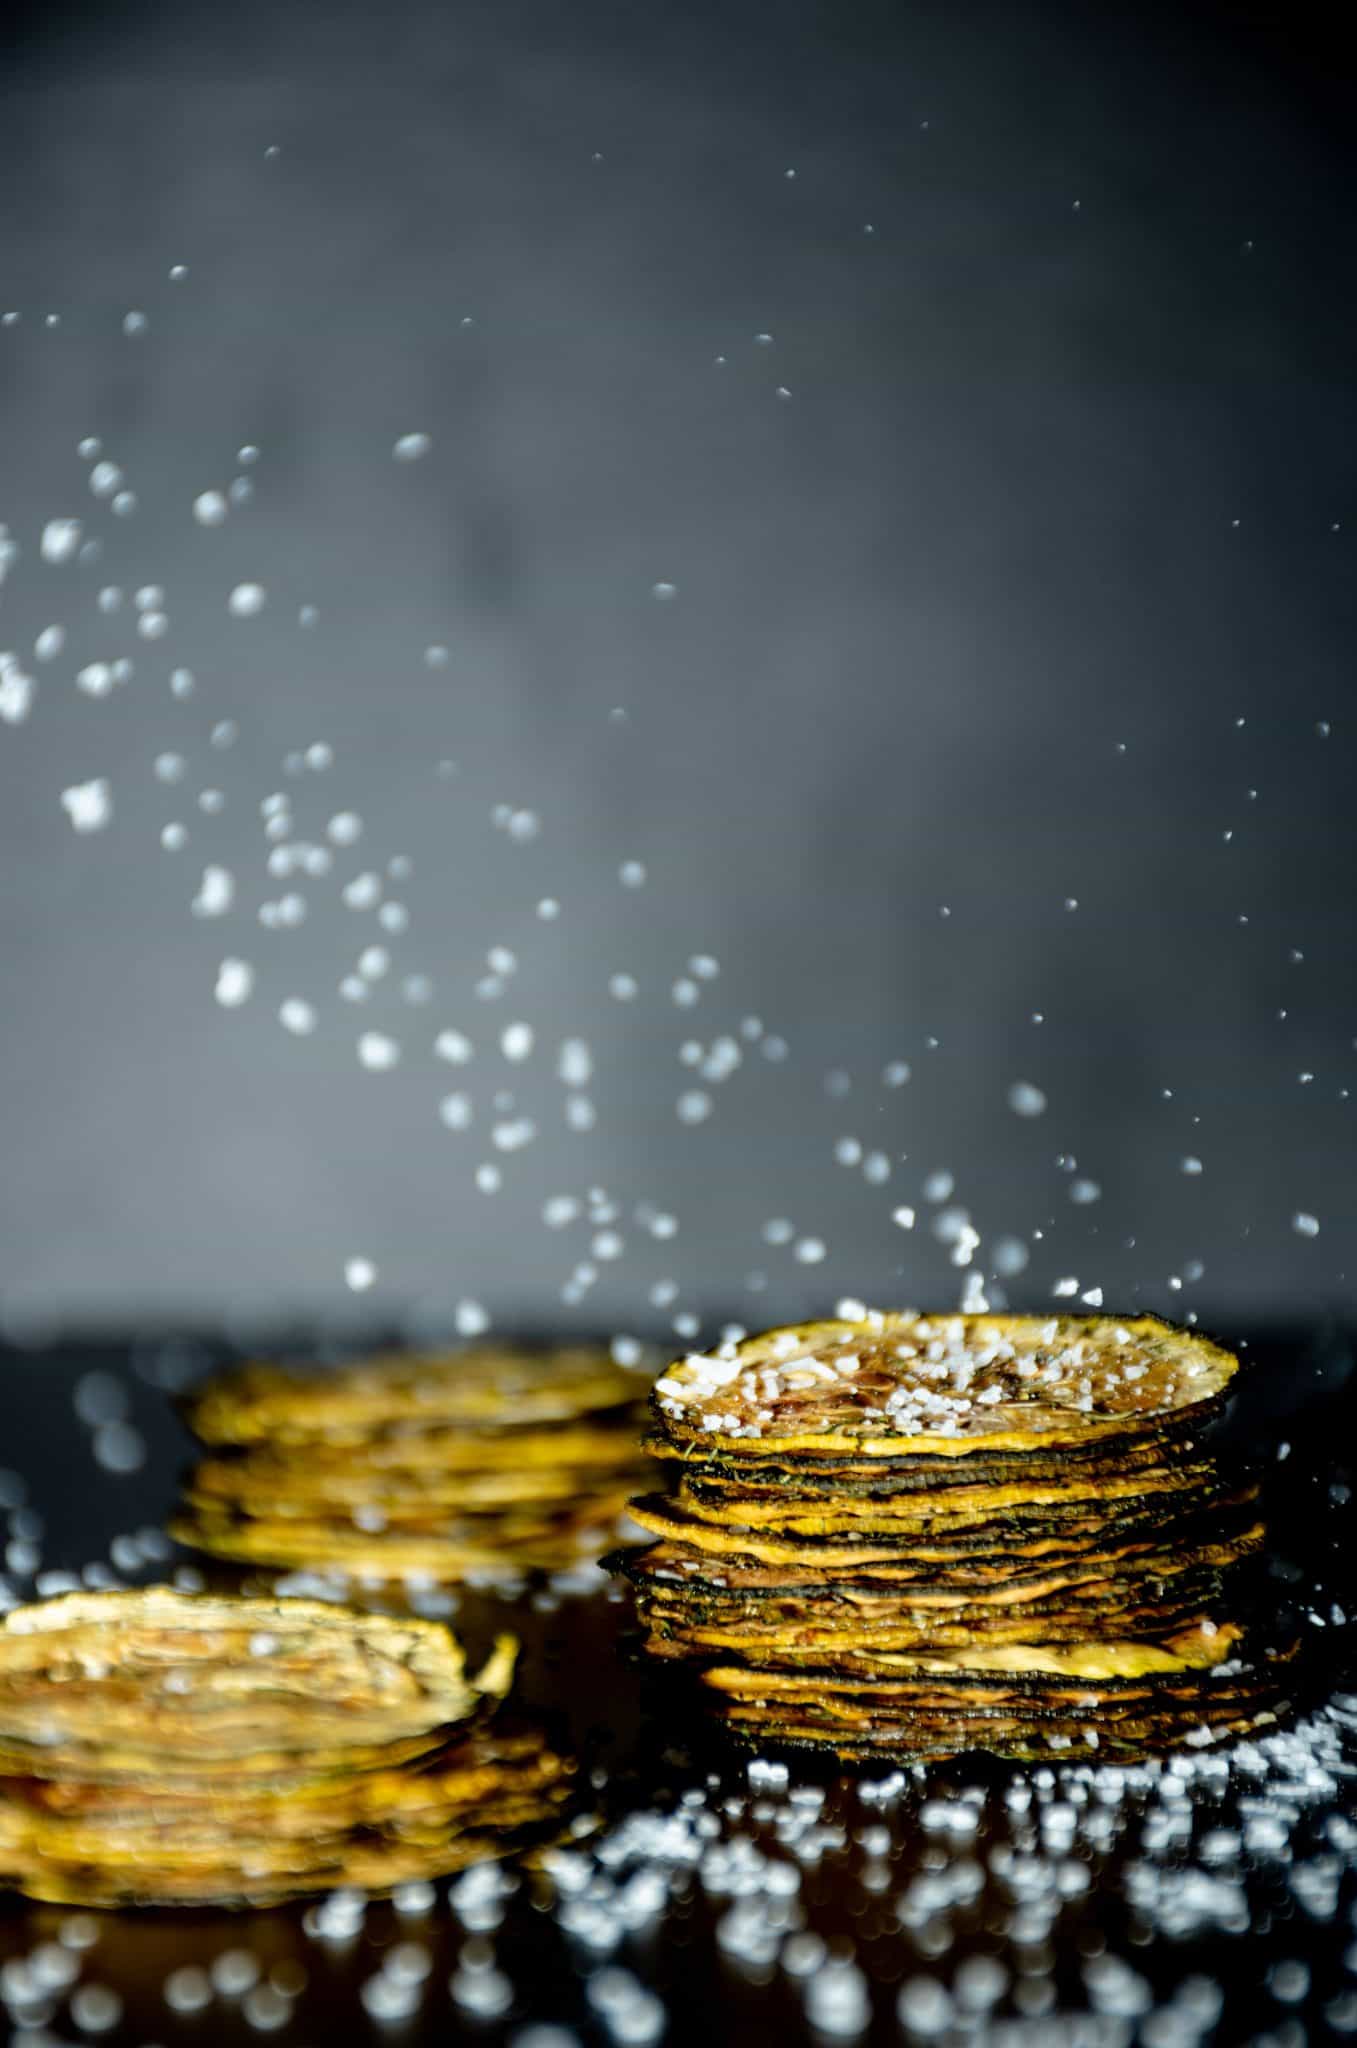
650,1312,1236,1456
186,1345,646,1446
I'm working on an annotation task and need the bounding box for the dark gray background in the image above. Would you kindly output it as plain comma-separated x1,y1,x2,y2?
1,0,1353,1340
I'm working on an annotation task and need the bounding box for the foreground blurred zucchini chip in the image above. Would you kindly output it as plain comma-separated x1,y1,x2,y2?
612,1310,1294,1763
173,1342,652,1585
0,1589,572,1907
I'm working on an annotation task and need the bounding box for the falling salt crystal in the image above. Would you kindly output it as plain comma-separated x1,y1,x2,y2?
651,581,677,599
435,1029,473,1064
1292,1212,1320,1237
501,1021,534,1062
357,1032,400,1071
279,999,316,1036
439,1094,472,1129
170,667,195,697
161,823,188,850
228,582,265,617
537,897,560,919
342,871,381,910
61,779,113,832
609,974,638,1001
1181,1156,1204,1175
193,491,228,525
34,625,64,660
0,658,33,724
891,1206,916,1231
544,1196,579,1228
455,1300,490,1337
883,1060,911,1085
41,518,82,563
89,462,122,497
328,812,363,845
620,861,647,887
1052,1276,1079,1297
358,947,390,979
191,865,234,917
558,1039,592,1086
345,1258,377,1292
393,433,432,461
795,1237,827,1264
677,1090,712,1124
77,661,117,696
214,959,253,1007
1007,1080,1047,1117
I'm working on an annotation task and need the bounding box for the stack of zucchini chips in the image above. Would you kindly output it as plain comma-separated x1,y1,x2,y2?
618,1312,1296,1764
172,1346,650,1582
0,1590,571,1906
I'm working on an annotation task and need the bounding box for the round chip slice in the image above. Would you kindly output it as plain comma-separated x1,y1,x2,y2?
650,1312,1237,1457
0,1589,513,1778
186,1345,646,1447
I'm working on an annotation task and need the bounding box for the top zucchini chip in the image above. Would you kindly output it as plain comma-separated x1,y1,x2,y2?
651,1313,1236,1457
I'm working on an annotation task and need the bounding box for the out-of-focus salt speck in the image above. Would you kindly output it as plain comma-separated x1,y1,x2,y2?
566,1095,597,1131
1070,1177,1101,1204
279,998,317,1036
298,603,318,627
357,1031,400,1071
211,719,239,749
538,896,561,919
402,974,432,1004
1064,897,1079,911
0,655,34,724
165,1965,213,2013
88,461,122,498
342,870,382,910
34,624,64,660
98,585,123,614
193,490,229,525
76,436,100,458
342,1256,378,1294
74,1370,129,1426
214,958,254,1007
424,644,449,667
619,860,647,887
359,945,390,980
393,432,432,461
506,808,539,841
169,262,188,280
377,900,409,934
477,975,505,1001
558,1039,593,1087
794,1236,826,1264
211,1950,261,1997
1293,1212,1320,1237
122,309,148,335
230,476,254,505
328,810,363,845
242,1984,291,2030
160,822,188,850
138,609,169,639
339,975,368,1002
543,1195,579,1228
41,517,82,562
92,1418,145,1472
882,1059,911,1086
228,582,266,616
862,1150,890,1184
609,973,639,1001
1316,719,1332,737
199,788,226,815
191,864,235,918
170,666,195,697
439,1092,472,1131
677,1089,712,1124
993,1235,1030,1275
68,1984,122,2032
651,581,677,600
672,977,699,1007
923,1169,954,1202
60,778,113,832
435,1028,473,1064
76,660,117,697
1181,1155,1204,1175
1007,1080,1047,1117
455,1299,490,1337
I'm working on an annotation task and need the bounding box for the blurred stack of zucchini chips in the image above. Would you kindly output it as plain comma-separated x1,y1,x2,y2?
616,1312,1298,1763
172,1345,651,1583
0,1590,570,1906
